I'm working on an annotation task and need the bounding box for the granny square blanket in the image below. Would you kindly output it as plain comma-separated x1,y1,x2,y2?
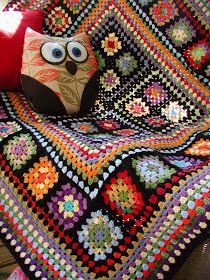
1,0,210,279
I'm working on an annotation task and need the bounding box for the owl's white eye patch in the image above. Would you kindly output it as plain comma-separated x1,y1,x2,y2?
41,42,66,64
67,41,88,63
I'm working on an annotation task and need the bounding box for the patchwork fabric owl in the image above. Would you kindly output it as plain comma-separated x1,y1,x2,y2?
21,28,99,115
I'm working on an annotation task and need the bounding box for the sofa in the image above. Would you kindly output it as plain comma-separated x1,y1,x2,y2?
0,0,209,279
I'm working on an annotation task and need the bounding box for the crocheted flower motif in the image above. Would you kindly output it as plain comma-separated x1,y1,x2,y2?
3,133,37,170
161,101,187,123
116,52,137,76
184,40,210,70
0,123,13,138
23,157,59,200
164,156,203,171
96,120,120,130
144,116,167,128
102,170,144,222
150,0,178,26
132,155,176,189
114,129,138,136
45,6,72,35
101,33,122,56
94,50,106,70
185,139,210,156
100,69,120,91
144,82,168,105
70,122,98,133
77,210,123,261
126,98,150,117
7,267,27,280
47,183,87,230
0,122,21,141
167,18,195,46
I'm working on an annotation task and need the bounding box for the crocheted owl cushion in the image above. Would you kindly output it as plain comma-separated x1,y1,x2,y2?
21,28,99,115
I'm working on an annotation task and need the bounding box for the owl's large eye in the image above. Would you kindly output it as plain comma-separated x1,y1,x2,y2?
67,41,88,63
41,42,66,64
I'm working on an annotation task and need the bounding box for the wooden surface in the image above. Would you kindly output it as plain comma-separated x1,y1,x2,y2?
0,240,17,275
172,236,210,280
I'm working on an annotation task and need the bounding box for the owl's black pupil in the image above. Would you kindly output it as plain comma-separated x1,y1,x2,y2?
52,48,63,58
72,47,81,57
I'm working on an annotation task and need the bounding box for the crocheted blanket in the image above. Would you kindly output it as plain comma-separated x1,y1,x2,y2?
1,0,210,279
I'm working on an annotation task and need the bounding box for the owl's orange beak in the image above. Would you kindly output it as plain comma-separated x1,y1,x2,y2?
65,61,77,75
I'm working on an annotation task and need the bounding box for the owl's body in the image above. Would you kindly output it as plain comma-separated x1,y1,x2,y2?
21,28,99,115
